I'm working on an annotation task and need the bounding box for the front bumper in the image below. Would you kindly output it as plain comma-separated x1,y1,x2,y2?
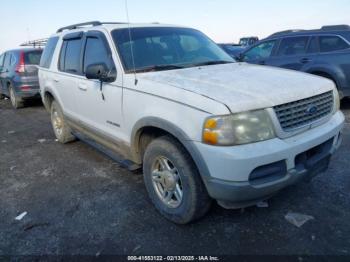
194,111,344,208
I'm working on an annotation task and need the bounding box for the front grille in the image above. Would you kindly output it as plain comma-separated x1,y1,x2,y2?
274,91,334,132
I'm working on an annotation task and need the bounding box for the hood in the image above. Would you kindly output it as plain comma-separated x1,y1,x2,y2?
139,63,334,113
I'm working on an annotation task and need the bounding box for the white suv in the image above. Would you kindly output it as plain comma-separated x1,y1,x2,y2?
39,21,344,224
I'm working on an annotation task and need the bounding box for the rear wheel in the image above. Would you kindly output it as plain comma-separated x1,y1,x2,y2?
9,85,24,109
51,100,75,144
143,136,212,224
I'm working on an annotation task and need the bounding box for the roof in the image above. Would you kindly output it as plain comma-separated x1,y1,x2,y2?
54,21,185,36
266,24,350,39
4,48,43,53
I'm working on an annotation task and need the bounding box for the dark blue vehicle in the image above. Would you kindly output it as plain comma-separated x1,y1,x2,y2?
0,48,43,108
238,25,350,98
218,44,245,58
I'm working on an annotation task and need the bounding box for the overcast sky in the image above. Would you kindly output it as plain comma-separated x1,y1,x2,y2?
0,0,349,53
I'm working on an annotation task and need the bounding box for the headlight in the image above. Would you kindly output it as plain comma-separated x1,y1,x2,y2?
334,88,340,111
203,110,276,146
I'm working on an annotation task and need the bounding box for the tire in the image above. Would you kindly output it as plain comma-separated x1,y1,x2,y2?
9,85,24,109
50,100,75,144
143,136,212,224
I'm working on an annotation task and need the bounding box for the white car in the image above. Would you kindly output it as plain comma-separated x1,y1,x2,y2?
39,21,344,224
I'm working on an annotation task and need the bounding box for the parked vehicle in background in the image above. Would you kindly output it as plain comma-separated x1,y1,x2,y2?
239,36,259,47
39,21,344,224
0,48,43,108
218,43,245,58
238,25,350,98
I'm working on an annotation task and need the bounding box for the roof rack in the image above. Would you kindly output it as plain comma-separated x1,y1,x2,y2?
321,25,350,31
20,38,48,48
57,21,128,33
268,29,305,38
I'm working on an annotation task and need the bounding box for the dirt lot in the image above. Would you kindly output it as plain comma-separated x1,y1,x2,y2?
0,98,350,256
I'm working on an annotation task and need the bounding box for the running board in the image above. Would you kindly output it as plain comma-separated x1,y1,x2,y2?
72,132,141,172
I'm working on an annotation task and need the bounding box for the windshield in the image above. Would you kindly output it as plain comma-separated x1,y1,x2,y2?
112,27,234,73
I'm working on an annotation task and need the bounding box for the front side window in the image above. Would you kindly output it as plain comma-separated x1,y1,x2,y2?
319,35,350,53
59,38,83,74
112,27,234,73
243,40,276,61
277,36,309,56
40,37,59,68
83,37,112,72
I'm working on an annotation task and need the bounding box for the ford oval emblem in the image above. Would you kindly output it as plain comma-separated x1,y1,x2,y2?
306,105,318,115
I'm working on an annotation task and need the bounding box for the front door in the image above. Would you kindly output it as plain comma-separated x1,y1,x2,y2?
75,31,124,141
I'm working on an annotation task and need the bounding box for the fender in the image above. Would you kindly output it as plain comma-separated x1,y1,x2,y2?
131,116,212,180
304,64,345,89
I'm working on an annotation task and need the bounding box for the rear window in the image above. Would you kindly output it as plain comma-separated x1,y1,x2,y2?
319,35,350,53
25,50,42,65
40,37,59,68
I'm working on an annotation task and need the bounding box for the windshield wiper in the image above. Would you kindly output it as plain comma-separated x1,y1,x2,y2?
134,64,185,73
189,60,234,67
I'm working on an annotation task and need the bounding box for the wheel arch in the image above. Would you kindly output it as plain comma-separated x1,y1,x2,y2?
131,117,211,180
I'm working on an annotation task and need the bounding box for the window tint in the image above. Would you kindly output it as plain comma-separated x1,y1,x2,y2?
25,50,42,65
3,53,11,68
0,53,4,67
59,38,83,74
277,37,309,56
83,37,111,72
319,35,350,52
10,54,16,66
307,37,318,53
40,37,59,68
243,40,276,61
112,27,233,72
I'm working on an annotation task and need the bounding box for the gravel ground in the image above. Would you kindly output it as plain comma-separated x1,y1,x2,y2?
0,98,349,256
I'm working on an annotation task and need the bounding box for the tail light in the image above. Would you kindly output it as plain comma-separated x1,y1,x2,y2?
15,52,25,73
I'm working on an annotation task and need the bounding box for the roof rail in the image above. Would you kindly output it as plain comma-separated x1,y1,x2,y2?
57,21,102,33
268,29,305,38
321,25,350,31
56,21,130,33
20,38,48,48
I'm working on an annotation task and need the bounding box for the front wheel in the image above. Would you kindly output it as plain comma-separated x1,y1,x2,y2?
143,136,212,224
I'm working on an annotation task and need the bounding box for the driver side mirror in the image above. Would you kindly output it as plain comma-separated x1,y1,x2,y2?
85,63,116,83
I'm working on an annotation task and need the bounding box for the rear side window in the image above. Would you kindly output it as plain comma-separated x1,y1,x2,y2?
40,37,59,68
277,36,309,56
0,53,4,66
25,50,42,65
83,37,111,72
59,38,83,74
319,35,349,53
3,53,11,68
307,37,319,53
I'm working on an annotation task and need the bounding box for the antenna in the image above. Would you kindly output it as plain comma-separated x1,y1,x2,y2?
125,0,138,85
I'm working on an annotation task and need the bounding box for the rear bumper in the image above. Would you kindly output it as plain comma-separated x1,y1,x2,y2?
13,81,40,99
194,111,344,208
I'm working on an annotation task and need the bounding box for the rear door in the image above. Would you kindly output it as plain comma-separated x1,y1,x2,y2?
267,36,312,70
55,32,84,119
0,53,11,95
23,50,42,82
0,53,6,94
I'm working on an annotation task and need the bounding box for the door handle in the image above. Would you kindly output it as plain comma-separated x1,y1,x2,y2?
300,58,311,64
259,61,266,65
78,84,87,91
53,78,59,83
